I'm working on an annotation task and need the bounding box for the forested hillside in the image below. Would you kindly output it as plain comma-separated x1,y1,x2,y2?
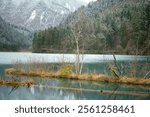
33,0,150,55
0,16,31,51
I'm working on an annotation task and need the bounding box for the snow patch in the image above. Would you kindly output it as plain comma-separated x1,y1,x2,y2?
65,3,71,11
40,12,44,20
40,12,45,24
81,0,96,4
60,10,64,15
73,7,76,12
29,10,36,21
25,10,37,25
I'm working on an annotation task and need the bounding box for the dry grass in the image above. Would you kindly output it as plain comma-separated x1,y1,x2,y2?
5,68,26,75
12,58,52,73
118,77,150,85
0,79,34,87
5,68,150,86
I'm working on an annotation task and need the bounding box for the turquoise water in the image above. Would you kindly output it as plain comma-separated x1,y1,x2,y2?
0,52,150,100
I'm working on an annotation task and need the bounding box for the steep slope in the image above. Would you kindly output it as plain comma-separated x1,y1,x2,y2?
0,0,86,31
0,16,31,51
32,0,150,55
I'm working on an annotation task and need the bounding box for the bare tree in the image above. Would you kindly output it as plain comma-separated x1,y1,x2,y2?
71,27,84,74
70,11,93,74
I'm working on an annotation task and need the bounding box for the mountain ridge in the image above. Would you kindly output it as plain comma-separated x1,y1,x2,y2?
0,0,86,31
32,0,150,55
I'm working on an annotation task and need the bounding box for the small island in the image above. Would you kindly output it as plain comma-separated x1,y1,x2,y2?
5,65,150,86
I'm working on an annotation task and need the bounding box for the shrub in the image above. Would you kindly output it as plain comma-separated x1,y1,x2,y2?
59,64,73,76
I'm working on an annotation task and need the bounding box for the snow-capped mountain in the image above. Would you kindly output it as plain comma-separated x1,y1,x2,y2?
0,0,86,31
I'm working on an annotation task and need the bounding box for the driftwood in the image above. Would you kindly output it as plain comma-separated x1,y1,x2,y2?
0,79,34,87
144,71,150,79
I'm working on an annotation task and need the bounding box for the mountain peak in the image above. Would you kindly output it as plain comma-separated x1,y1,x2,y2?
0,0,86,30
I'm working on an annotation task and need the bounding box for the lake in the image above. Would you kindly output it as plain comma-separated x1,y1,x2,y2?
0,52,150,100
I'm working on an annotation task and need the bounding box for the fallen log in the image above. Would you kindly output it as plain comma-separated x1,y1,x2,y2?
0,79,34,87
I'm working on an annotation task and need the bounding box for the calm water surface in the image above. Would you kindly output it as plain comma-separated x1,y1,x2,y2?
0,52,150,100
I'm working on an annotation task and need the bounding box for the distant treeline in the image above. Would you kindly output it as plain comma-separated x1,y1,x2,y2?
0,42,19,51
32,0,150,55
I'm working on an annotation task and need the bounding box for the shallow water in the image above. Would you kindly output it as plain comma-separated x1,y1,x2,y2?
0,52,149,64
0,52,150,100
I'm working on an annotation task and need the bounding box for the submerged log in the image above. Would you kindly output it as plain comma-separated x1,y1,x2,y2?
5,68,150,86
33,85,150,97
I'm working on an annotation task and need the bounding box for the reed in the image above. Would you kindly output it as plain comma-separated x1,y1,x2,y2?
5,68,150,86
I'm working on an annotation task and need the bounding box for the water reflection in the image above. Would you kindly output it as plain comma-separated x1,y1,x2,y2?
0,75,150,100
0,53,150,100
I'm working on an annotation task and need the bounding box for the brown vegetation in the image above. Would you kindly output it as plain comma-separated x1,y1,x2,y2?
0,79,34,87
5,68,150,86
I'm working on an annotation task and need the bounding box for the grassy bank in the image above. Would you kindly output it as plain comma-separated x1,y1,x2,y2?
0,79,34,87
5,68,150,86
